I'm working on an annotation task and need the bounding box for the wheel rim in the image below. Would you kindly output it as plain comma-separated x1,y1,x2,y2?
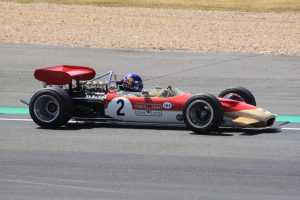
223,93,245,102
33,95,60,123
186,100,214,128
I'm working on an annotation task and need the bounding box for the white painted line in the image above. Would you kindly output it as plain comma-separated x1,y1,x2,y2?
0,178,124,194
0,118,32,121
0,118,80,123
281,128,300,131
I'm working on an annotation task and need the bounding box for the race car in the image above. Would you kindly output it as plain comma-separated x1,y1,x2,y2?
22,65,277,134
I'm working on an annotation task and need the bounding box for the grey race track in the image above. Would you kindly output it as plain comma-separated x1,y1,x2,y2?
0,43,300,200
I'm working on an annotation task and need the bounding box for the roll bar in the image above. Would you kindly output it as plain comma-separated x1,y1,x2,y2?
91,71,117,89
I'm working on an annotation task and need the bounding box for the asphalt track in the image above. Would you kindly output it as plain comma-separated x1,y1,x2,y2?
0,43,300,200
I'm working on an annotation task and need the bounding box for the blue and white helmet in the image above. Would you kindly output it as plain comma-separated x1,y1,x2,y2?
122,74,143,92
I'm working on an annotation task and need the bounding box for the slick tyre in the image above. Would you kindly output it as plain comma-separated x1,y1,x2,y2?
183,94,223,134
29,88,72,128
218,87,256,106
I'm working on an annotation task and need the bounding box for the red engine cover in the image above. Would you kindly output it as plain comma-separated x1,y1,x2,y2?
34,65,96,85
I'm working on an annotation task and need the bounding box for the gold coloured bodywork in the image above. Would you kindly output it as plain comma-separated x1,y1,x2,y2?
223,108,277,128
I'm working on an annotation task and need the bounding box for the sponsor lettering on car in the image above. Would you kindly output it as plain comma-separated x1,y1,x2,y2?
135,104,162,116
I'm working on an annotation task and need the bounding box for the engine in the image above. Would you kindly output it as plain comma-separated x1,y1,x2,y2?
70,80,107,118
82,80,108,93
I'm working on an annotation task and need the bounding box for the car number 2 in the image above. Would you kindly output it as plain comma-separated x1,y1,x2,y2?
116,99,125,116
105,97,135,120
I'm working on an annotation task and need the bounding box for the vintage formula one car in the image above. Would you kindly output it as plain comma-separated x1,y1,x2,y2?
22,65,276,133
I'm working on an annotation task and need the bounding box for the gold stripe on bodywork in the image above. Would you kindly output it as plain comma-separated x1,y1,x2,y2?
233,117,260,124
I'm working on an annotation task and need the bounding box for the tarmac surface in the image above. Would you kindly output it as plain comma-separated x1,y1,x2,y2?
0,43,300,200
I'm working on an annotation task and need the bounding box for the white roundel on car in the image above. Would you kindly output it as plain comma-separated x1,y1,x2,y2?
105,97,136,120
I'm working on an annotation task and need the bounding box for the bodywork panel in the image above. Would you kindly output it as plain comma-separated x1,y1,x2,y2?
104,93,192,123
220,98,276,127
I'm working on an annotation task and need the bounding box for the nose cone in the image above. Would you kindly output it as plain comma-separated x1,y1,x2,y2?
238,108,277,127
224,106,277,128
255,108,277,127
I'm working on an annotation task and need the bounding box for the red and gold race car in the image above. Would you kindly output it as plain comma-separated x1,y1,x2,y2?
22,65,276,134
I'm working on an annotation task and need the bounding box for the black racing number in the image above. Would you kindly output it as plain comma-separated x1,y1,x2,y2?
117,99,125,116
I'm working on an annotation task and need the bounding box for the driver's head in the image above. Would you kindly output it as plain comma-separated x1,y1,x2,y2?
122,73,143,92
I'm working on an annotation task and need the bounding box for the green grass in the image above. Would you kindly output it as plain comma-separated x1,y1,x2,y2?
1,0,300,12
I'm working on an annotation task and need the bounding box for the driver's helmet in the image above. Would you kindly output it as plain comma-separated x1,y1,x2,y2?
122,73,143,92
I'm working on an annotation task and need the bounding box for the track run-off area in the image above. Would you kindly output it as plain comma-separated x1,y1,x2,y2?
0,43,300,200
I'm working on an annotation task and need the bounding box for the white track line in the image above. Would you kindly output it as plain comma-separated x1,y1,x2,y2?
0,118,32,121
0,118,300,131
0,178,124,194
281,128,300,131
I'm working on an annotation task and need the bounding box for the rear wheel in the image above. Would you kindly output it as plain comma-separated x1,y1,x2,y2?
183,94,223,134
218,87,256,106
29,88,72,128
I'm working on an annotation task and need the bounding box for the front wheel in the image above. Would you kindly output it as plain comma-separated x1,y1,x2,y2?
29,88,72,128
183,94,223,134
218,87,256,106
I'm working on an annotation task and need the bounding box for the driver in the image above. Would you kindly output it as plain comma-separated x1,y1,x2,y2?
117,74,175,98
118,73,144,92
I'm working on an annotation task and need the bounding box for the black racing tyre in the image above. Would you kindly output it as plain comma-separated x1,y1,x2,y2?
29,88,73,128
183,94,223,134
218,87,256,106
